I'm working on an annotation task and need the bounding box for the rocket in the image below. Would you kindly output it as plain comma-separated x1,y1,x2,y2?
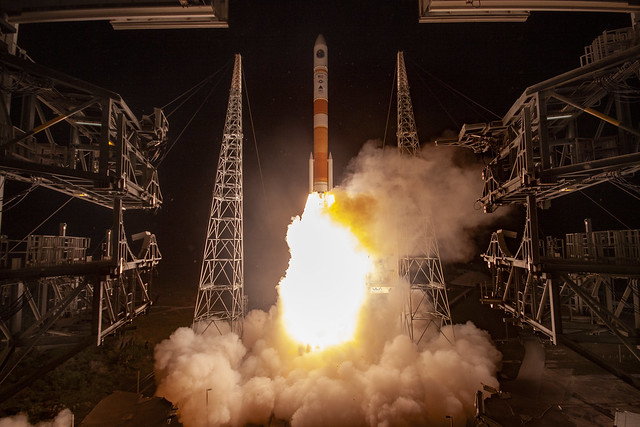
309,34,333,194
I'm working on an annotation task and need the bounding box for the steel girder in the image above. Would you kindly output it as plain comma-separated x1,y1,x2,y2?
0,51,165,210
0,40,164,397
447,41,640,213
449,31,640,384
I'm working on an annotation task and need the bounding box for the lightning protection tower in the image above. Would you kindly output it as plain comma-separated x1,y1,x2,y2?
397,52,421,156
193,54,245,335
396,51,452,344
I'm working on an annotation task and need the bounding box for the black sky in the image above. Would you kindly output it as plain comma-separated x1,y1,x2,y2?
9,2,636,309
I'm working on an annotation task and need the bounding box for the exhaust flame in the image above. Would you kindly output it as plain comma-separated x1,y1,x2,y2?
278,192,372,350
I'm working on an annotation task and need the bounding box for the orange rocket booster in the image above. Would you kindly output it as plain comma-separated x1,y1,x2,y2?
309,34,333,194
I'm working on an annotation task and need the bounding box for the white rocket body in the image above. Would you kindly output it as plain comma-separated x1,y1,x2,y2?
309,34,333,194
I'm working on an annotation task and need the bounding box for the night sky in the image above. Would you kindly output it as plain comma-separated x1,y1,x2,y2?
8,2,636,309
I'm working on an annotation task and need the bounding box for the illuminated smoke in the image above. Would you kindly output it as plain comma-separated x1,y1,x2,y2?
155,314,499,426
0,409,73,427
154,143,503,426
338,141,502,262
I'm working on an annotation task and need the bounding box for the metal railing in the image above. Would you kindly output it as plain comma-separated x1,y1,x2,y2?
581,26,640,66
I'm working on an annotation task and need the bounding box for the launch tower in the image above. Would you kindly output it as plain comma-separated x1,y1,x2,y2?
193,55,246,335
0,30,165,398
441,24,640,381
396,52,452,344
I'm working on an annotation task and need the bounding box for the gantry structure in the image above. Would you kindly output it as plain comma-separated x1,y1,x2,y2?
440,23,640,383
193,54,246,336
419,0,640,23
0,23,165,399
396,52,452,345
2,1,228,30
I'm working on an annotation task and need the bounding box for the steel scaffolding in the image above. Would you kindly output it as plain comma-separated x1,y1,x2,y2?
445,26,640,384
193,55,246,336
0,34,164,399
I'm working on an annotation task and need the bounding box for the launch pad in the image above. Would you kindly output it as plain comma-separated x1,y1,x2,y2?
0,2,639,425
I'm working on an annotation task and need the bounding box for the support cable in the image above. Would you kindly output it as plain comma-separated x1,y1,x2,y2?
617,175,640,192
161,60,232,117
382,61,397,150
610,180,640,202
611,176,640,200
410,59,502,120
157,77,223,166
0,183,39,214
579,190,631,229
414,71,460,128
163,77,213,118
242,68,268,205
6,196,74,256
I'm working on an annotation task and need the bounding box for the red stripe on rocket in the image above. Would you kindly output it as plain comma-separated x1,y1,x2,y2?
310,34,333,194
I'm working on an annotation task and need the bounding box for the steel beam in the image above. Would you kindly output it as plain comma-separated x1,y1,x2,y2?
5,4,228,29
420,0,640,23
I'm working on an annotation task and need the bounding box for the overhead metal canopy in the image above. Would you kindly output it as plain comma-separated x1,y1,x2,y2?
419,0,640,23
1,0,228,29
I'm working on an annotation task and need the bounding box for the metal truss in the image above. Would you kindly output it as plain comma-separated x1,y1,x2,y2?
442,33,640,212
448,27,640,383
0,198,162,399
396,51,452,344
0,36,164,398
399,230,453,345
481,199,640,357
396,52,420,157
0,50,165,210
193,55,245,336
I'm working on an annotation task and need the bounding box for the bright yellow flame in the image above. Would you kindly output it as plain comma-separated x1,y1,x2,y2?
278,192,372,350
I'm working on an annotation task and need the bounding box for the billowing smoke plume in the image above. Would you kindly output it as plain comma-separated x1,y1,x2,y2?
154,143,503,426
0,409,73,427
156,311,500,426
333,141,502,263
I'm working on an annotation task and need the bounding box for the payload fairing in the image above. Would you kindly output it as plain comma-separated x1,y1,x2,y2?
309,34,333,194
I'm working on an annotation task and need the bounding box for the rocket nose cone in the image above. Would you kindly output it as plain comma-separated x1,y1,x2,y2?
315,34,326,47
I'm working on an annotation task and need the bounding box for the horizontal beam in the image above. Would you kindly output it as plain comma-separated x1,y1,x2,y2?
421,0,640,13
0,260,114,280
110,19,228,30
7,5,228,29
420,12,529,23
540,152,640,180
420,0,639,22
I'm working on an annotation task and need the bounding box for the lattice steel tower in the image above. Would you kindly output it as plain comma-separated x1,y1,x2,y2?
396,51,452,344
193,54,245,335
396,52,420,156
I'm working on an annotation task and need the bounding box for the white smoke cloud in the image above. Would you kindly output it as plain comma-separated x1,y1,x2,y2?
155,306,500,427
0,409,73,427
154,142,503,426
337,141,503,263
